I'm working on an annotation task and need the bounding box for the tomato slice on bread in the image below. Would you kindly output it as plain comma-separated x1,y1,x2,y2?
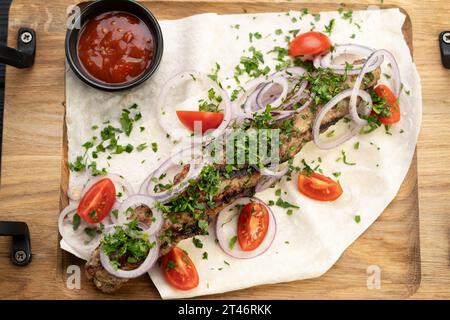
77,178,116,224
176,110,224,133
162,247,199,290
297,172,343,201
373,84,400,125
237,202,270,251
288,31,332,58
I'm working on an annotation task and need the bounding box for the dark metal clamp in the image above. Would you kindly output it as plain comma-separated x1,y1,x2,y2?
0,221,32,266
440,31,450,69
0,27,36,68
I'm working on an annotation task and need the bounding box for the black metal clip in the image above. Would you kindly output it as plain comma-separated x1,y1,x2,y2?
440,31,450,69
0,221,32,266
0,27,36,68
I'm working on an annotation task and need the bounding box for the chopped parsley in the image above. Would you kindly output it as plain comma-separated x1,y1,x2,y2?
228,236,238,250
337,150,356,166
72,213,81,231
235,46,270,79
208,62,221,83
192,237,203,248
332,172,341,178
324,19,335,35
275,198,300,209
101,219,156,269
137,143,147,152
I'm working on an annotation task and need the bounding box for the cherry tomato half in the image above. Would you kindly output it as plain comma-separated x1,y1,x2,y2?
374,84,401,125
176,110,224,133
288,31,332,58
237,202,270,251
77,178,116,224
297,172,343,201
162,247,199,290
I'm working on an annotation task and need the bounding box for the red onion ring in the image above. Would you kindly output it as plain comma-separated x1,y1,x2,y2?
157,71,232,145
235,77,268,114
255,77,289,110
112,195,163,236
273,66,307,79
139,147,205,203
215,197,276,259
312,89,372,150
255,164,289,192
313,44,384,75
58,203,114,259
349,49,400,126
100,227,159,279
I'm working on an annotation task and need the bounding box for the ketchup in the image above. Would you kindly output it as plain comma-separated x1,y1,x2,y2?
78,11,154,84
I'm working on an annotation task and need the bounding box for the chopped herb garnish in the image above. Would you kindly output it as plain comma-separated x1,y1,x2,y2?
338,150,356,166
275,198,300,209
167,260,176,269
324,19,335,35
137,143,147,152
72,213,81,231
192,237,203,249
101,220,156,269
228,236,238,250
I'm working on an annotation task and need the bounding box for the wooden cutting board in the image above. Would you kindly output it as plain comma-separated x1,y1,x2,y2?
1,1,422,299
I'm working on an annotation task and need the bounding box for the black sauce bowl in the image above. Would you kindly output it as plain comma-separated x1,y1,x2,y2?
66,0,164,92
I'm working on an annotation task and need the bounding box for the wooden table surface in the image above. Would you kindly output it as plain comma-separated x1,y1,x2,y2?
0,0,449,299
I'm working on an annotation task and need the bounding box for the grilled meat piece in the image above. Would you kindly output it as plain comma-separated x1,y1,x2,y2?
86,247,128,293
87,67,381,293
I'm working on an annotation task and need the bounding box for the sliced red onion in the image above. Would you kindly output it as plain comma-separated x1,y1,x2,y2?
58,203,112,259
215,197,276,259
284,80,308,106
242,83,265,114
312,89,372,150
273,66,307,79
349,49,400,126
80,174,134,202
314,44,384,75
255,77,289,110
255,164,289,192
269,109,297,122
100,227,158,279
114,195,163,236
139,147,204,203
157,71,232,144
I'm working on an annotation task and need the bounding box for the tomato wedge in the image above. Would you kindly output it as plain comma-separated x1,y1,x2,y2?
237,202,270,251
162,247,199,290
297,172,343,201
288,31,332,58
176,110,224,133
77,178,116,224
373,85,400,125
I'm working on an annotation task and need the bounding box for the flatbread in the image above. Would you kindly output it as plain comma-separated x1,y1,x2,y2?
65,8,422,299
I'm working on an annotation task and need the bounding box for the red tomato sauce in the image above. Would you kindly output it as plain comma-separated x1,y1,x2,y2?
78,11,154,84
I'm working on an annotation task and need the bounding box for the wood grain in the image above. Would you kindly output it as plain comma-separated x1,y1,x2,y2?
0,0,448,300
